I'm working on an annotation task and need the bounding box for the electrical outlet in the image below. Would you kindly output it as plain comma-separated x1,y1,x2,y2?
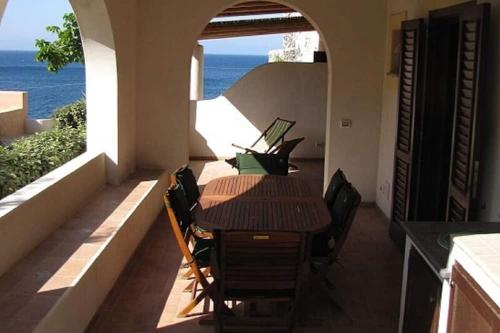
314,142,325,148
339,119,352,128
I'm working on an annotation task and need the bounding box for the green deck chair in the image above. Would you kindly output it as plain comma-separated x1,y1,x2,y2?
231,117,296,154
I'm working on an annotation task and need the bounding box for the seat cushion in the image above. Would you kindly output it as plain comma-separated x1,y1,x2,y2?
174,165,200,209
193,238,213,267
330,184,360,240
324,169,347,209
310,231,332,257
236,153,288,175
167,184,193,233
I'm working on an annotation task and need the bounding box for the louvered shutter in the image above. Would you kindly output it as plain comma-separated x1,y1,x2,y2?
446,4,489,222
391,19,425,230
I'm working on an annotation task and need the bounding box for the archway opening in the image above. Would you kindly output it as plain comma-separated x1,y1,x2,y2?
189,1,329,190
0,0,121,198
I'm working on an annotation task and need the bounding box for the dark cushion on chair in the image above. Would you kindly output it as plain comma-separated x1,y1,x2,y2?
193,238,213,268
324,169,347,209
236,153,288,175
312,183,360,257
167,184,193,233
175,165,200,209
330,184,360,240
310,231,332,257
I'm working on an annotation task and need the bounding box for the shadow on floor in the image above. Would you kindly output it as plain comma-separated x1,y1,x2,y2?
86,161,403,333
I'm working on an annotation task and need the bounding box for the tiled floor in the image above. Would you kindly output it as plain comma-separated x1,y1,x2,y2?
0,171,162,333
86,161,403,333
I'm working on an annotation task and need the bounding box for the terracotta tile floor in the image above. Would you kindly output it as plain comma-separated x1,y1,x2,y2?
86,161,403,333
0,171,161,333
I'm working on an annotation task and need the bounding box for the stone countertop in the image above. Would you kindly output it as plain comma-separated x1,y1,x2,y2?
452,233,500,307
401,222,500,280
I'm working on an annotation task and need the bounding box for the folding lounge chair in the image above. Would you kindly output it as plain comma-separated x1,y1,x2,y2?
228,137,305,173
226,117,296,167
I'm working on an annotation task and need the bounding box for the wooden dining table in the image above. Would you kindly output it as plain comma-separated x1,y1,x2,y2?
195,174,331,233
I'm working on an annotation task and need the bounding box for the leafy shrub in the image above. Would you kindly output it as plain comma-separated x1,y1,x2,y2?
0,100,86,199
53,99,86,129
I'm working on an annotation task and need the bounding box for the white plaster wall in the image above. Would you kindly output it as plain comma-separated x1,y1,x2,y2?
0,0,5,25
71,0,137,184
136,0,387,202
0,91,27,137
377,0,500,220
190,62,327,159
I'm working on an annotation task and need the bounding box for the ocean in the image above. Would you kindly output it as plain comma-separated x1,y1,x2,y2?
0,51,268,119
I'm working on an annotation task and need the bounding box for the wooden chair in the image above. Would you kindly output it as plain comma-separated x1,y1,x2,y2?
163,184,214,317
311,183,361,284
213,231,307,332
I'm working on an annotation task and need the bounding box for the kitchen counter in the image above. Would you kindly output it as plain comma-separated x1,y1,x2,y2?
400,221,500,280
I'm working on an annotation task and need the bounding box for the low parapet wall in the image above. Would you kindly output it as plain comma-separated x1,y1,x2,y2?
190,62,327,159
0,91,27,137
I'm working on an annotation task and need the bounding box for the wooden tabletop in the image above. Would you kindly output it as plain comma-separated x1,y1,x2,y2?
195,175,330,232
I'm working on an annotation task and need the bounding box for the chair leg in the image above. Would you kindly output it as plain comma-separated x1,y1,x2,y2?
183,268,211,292
177,284,213,317
182,267,194,279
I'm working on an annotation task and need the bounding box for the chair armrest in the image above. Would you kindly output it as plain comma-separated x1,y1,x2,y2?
232,143,259,154
231,143,247,150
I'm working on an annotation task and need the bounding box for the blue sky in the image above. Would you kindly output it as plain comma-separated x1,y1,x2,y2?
0,0,283,55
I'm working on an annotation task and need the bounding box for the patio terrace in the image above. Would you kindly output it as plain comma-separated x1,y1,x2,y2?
85,160,403,332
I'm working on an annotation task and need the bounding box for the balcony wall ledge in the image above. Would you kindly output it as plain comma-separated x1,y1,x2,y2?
0,152,107,276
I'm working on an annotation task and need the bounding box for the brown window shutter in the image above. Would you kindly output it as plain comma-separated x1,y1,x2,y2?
390,19,426,242
446,4,490,222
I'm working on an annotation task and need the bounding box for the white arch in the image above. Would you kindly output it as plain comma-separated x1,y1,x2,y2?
0,0,6,25
70,0,120,184
196,0,334,190
0,0,121,184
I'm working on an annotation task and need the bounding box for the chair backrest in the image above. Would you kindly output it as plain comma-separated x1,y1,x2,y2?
269,137,305,157
329,183,361,259
163,185,208,291
324,169,348,209
215,231,306,295
172,165,200,209
163,185,196,266
251,118,296,153
236,152,288,175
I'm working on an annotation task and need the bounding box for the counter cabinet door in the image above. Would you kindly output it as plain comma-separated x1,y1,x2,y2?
447,263,500,333
403,248,442,333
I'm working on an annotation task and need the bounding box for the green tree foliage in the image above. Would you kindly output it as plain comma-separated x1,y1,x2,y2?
35,13,84,72
0,101,87,199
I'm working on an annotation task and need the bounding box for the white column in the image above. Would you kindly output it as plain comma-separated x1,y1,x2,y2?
318,36,325,52
190,44,204,101
0,0,7,24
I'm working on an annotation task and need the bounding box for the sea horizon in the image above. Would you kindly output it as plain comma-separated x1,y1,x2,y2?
0,49,269,57
0,51,268,118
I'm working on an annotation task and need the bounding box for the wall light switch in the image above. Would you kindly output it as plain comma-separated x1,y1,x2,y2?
340,119,352,128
